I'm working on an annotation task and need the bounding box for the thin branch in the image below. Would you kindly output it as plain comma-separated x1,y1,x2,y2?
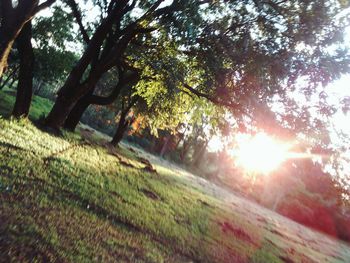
142,0,166,18
179,87,195,99
182,83,214,102
66,0,90,44
121,0,137,17
90,70,140,106
182,83,245,114
135,26,159,34
34,0,56,14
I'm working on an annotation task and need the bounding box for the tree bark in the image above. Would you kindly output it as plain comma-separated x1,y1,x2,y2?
47,72,110,130
180,139,191,162
12,21,34,118
63,89,93,131
111,111,129,146
44,2,142,130
0,0,55,77
44,92,80,129
63,70,139,131
44,9,117,128
110,96,139,146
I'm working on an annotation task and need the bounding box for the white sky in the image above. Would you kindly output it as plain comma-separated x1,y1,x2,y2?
328,76,350,134
326,25,350,147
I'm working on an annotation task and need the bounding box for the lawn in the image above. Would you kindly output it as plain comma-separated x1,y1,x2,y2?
0,88,53,120
1,92,350,262
0,118,259,262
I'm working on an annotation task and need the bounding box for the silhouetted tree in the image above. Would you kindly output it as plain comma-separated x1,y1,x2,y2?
0,0,55,77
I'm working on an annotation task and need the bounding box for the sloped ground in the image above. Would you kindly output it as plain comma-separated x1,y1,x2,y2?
120,141,350,263
175,172,350,263
0,119,349,262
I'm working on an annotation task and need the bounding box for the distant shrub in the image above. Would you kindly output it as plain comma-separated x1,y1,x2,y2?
125,135,152,151
277,194,338,237
81,105,116,136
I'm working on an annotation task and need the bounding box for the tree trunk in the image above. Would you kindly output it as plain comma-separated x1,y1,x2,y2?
45,63,106,129
62,71,139,132
12,22,34,118
44,2,141,130
111,112,128,146
180,139,191,162
44,0,144,130
45,47,105,129
63,90,93,131
0,0,44,77
174,135,183,150
45,74,98,129
45,93,80,129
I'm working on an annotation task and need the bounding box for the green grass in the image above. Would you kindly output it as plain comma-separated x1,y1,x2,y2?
0,118,324,262
1,117,288,262
0,118,241,262
0,88,53,120
1,92,350,262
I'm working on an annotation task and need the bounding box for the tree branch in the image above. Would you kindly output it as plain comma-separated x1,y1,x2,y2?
182,83,214,102
90,70,140,106
143,0,166,18
182,83,245,115
34,0,56,14
66,0,90,44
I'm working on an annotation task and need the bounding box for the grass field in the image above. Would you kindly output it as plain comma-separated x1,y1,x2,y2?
0,88,52,120
0,118,260,262
1,92,350,262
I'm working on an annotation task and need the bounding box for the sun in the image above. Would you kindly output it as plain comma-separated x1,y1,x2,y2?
233,133,290,174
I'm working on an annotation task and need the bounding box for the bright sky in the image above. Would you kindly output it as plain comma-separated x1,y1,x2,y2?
327,76,350,134
208,72,350,152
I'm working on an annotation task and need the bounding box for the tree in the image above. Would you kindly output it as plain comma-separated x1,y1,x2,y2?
32,6,77,98
11,5,76,118
14,0,346,196
44,0,350,135
44,0,142,128
110,92,140,146
43,0,228,129
0,0,55,77
12,21,34,118
63,67,140,131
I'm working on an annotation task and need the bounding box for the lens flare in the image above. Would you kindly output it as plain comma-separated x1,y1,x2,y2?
232,133,290,174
